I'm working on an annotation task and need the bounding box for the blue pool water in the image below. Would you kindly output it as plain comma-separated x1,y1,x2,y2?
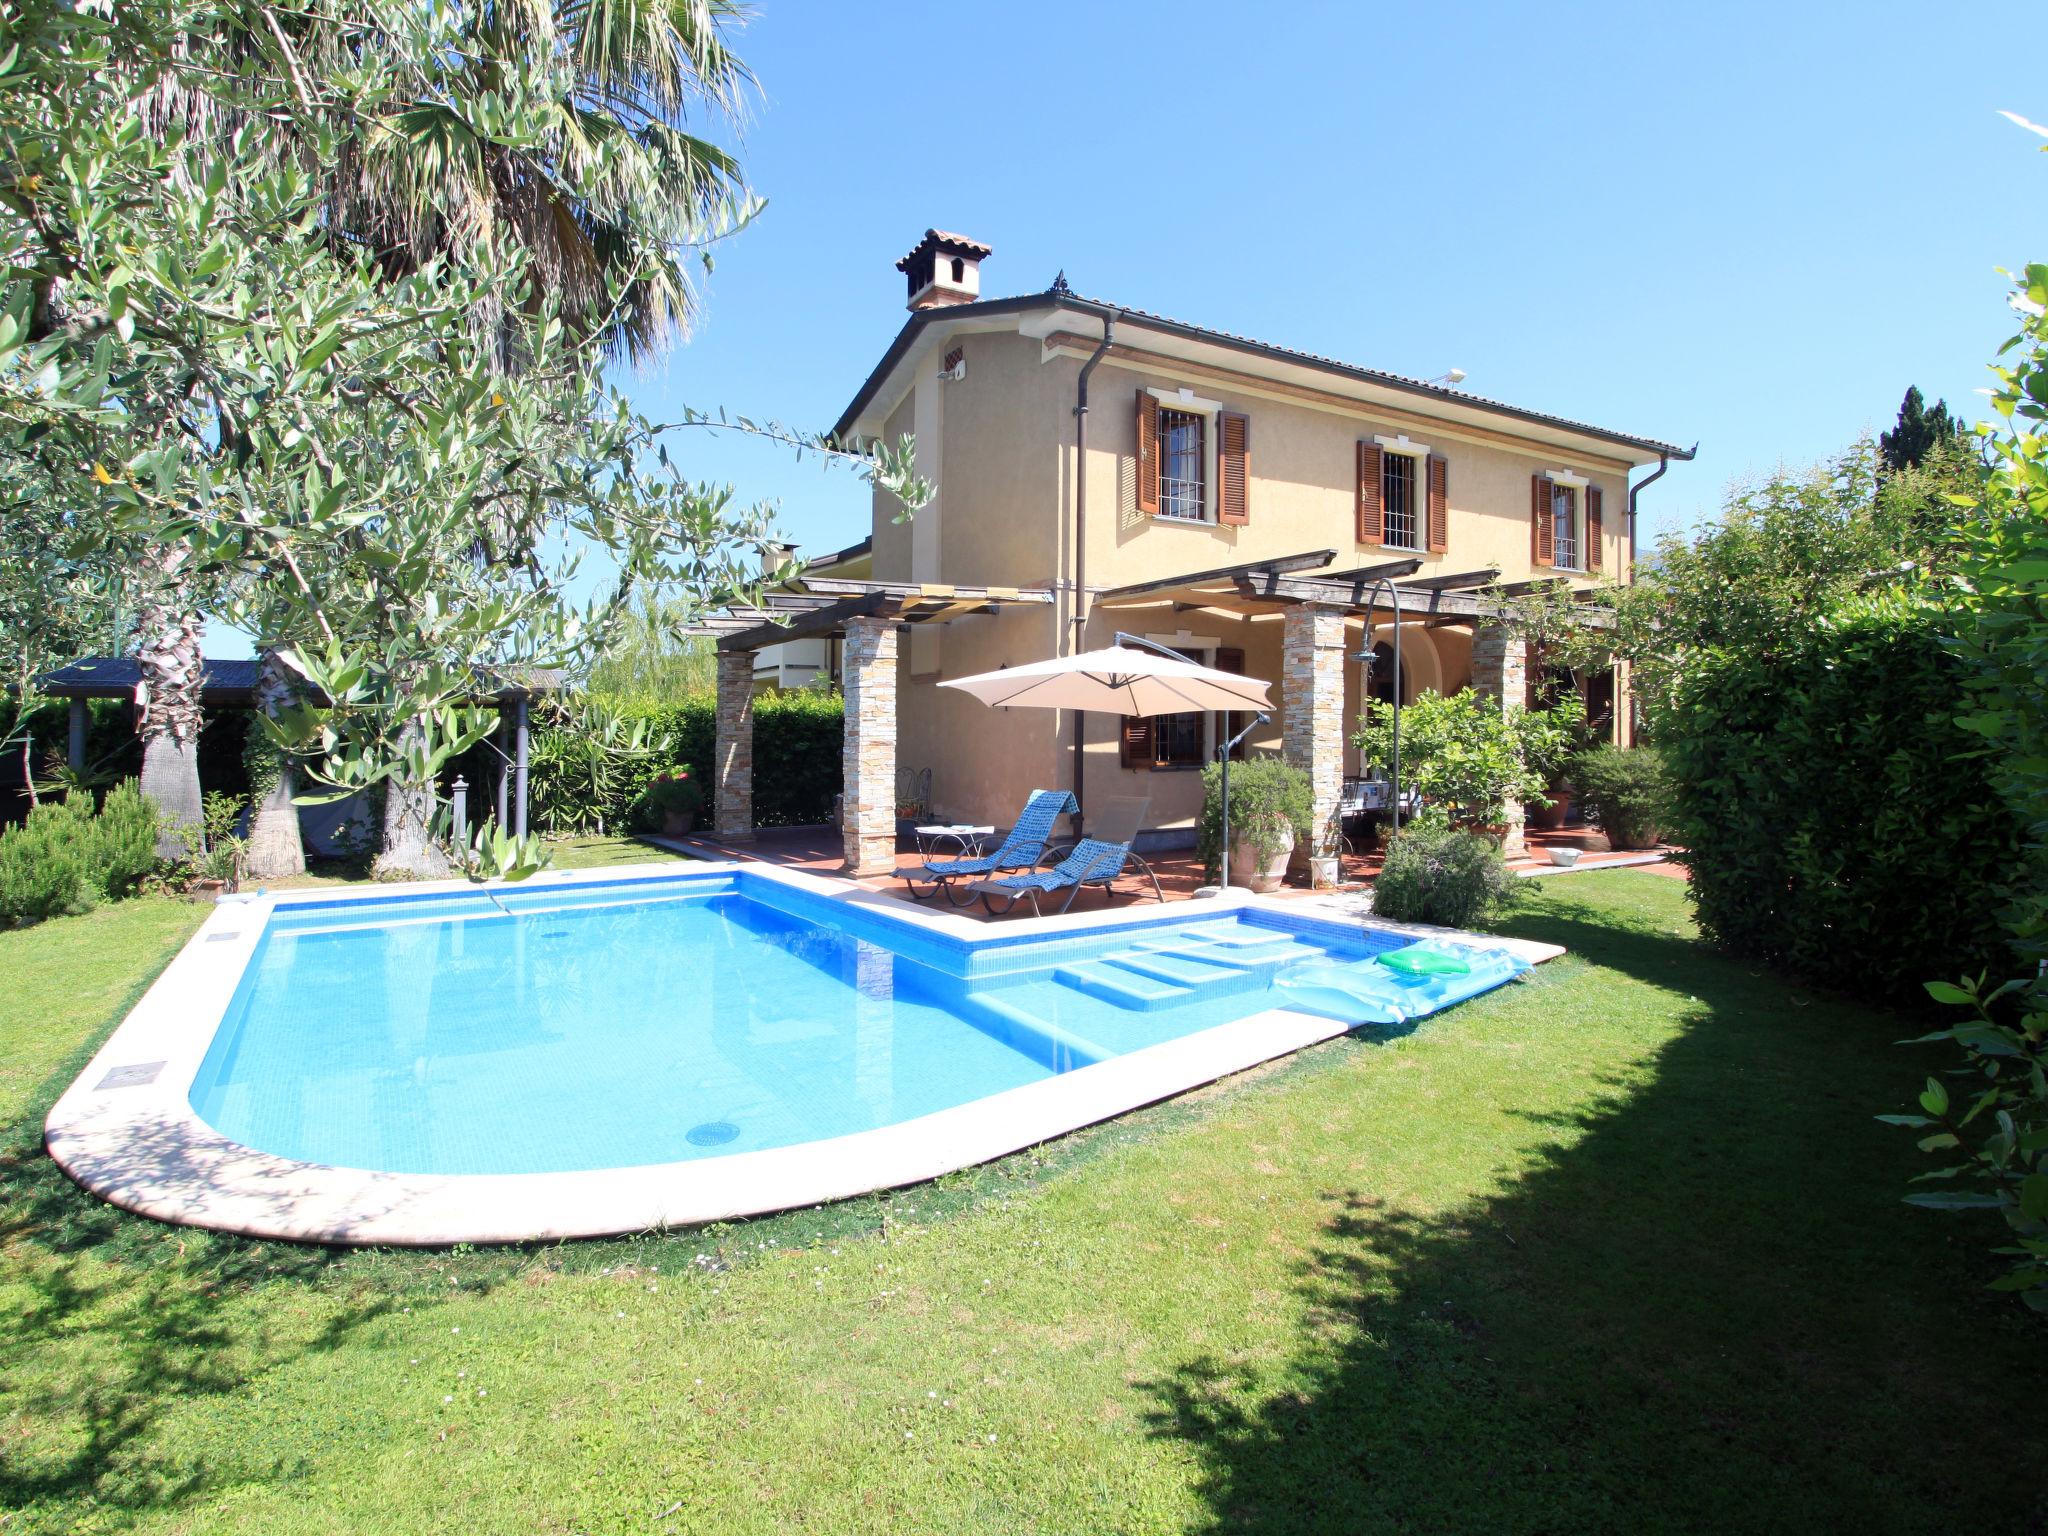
190,872,1414,1176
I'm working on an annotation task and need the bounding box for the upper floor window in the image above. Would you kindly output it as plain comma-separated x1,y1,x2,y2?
1550,482,1580,570
1382,451,1419,550
1532,471,1602,573
1358,437,1446,552
1158,408,1207,522
1137,389,1252,526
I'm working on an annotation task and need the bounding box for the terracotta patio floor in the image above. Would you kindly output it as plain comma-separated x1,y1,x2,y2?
645,822,1677,920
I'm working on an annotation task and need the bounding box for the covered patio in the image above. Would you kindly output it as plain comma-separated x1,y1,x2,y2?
696,548,1622,888
689,551,1628,900
692,577,1057,875
646,822,1667,918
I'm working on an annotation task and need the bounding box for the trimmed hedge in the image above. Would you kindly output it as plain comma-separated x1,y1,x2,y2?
1660,601,2023,1002
527,689,844,835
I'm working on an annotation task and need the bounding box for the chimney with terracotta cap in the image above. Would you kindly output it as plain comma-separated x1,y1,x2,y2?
896,229,990,311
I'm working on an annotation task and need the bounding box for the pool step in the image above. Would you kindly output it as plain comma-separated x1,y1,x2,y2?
1053,928,1351,1014
1053,960,1195,1012
953,990,1111,1072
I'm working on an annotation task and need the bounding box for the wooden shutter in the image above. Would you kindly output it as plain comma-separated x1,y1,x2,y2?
1217,411,1250,525
1135,391,1159,515
1356,441,1384,545
1426,453,1449,554
1585,484,1603,571
1119,714,1153,770
1530,474,1553,569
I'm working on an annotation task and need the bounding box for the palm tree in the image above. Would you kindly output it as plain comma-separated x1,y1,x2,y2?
148,0,756,874
132,547,207,858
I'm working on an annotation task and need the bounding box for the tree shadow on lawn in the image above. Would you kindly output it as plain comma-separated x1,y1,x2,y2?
1141,890,2048,1534
0,1029,442,1524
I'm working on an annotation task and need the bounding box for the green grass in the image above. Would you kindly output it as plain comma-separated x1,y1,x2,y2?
2,863,2044,1533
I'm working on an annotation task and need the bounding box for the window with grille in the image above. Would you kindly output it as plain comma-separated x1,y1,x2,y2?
1551,482,1580,569
1157,407,1206,521
1381,452,1419,549
1152,711,1204,767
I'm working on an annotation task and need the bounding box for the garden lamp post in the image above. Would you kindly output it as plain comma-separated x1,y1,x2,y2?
1350,578,1404,838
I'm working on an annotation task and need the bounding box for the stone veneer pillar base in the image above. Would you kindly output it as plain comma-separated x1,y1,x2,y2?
840,616,900,876
1281,604,1348,877
713,651,754,841
1470,622,1529,858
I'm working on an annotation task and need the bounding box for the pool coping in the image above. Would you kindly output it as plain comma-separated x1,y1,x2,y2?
44,860,1562,1247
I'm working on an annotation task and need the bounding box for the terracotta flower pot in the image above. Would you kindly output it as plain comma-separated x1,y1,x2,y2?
1529,785,1572,831
1228,826,1296,894
662,809,697,836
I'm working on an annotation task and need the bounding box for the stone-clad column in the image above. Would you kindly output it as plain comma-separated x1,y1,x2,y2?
714,650,754,841
840,615,900,876
1470,622,1528,857
1282,604,1347,877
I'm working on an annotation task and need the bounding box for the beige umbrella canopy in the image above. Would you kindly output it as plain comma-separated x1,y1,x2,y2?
939,644,1274,716
941,640,1278,891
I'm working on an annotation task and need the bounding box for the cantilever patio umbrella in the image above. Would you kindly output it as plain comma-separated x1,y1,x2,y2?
939,635,1276,889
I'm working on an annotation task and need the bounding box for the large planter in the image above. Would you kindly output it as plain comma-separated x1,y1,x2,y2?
1529,785,1572,831
661,809,697,836
1228,825,1296,893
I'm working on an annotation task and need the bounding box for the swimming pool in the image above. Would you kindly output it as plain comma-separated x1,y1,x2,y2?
49,861,1558,1244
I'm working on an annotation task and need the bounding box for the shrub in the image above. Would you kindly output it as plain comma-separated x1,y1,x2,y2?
1573,744,1672,851
1887,972,2048,1316
0,799,99,921
1370,820,1515,929
1660,598,2021,1002
1353,689,1548,828
1197,754,1312,877
629,767,706,832
91,780,159,895
534,688,844,833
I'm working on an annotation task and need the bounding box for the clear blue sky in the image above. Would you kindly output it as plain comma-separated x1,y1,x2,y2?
211,0,2046,658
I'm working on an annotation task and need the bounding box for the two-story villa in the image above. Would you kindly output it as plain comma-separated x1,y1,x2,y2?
707,231,1690,876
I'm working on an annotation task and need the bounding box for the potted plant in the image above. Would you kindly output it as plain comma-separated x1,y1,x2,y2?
1197,755,1312,894
1521,690,1592,831
1352,692,1546,836
179,792,247,898
631,767,705,836
1573,744,1673,851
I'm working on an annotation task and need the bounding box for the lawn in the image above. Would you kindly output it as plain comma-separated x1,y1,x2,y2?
2,853,2043,1533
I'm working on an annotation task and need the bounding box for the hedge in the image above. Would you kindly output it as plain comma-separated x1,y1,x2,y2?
526,688,844,835
1659,601,2023,1002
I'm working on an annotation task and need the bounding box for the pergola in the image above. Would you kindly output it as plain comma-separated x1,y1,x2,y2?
1085,549,1612,859
686,578,1056,874
34,657,562,839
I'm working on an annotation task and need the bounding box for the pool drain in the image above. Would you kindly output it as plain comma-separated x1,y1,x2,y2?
686,1121,741,1147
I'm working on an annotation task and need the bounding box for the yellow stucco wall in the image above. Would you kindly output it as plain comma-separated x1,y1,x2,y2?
863,325,1636,836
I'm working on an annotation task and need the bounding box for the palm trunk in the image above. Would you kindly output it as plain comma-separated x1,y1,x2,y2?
244,646,306,880
371,717,451,881
133,547,206,859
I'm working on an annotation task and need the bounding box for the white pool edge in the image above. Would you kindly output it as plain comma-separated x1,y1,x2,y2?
45,860,1562,1246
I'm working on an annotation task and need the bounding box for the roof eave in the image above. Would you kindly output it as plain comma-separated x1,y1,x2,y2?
831,292,1693,467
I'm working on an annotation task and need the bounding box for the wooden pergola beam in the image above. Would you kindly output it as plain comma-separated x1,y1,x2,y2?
1404,566,1502,592
795,576,1053,604
715,591,895,653
1094,548,1338,603
1491,577,1569,597
1307,557,1426,586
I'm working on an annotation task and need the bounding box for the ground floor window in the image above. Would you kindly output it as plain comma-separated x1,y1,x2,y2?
1119,646,1247,769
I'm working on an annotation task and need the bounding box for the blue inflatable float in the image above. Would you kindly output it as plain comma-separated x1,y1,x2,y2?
1274,939,1530,1026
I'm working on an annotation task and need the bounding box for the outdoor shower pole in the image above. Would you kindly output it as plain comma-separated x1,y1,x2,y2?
1353,578,1404,838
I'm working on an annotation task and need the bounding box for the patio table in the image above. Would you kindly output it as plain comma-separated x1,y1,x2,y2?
914,824,995,860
